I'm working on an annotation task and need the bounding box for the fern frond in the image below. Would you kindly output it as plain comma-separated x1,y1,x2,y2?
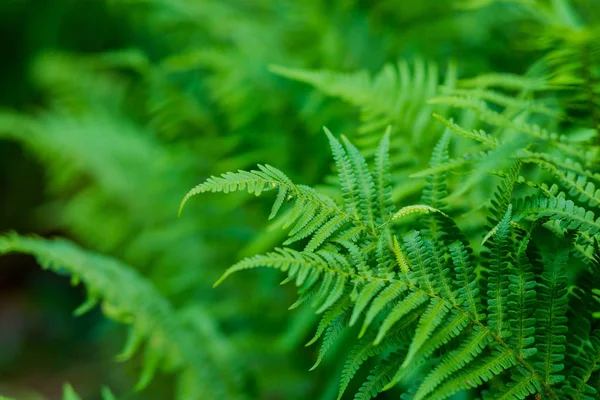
520,152,600,208
307,296,353,347
374,127,394,231
402,297,451,366
435,96,592,161
449,240,482,319
484,205,514,338
432,113,499,148
457,72,549,91
340,132,378,230
271,59,453,147
383,311,472,391
402,230,437,295
392,235,412,276
512,195,600,236
508,225,538,359
488,162,521,225
359,282,408,338
421,130,451,211
423,235,457,303
533,237,570,386
389,204,447,223
309,306,352,371
410,150,490,179
413,327,492,400
0,234,244,399
441,87,561,118
562,332,600,400
337,326,410,400
325,127,362,219
493,373,539,400
181,162,375,250
350,281,386,327
425,350,517,400
179,127,598,399
373,291,430,345
354,355,403,400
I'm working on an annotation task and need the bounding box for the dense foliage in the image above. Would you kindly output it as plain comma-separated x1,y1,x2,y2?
1,0,600,399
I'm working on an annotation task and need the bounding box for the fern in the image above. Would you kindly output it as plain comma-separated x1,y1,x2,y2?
5,0,600,398
271,59,454,146
0,234,246,400
182,128,600,399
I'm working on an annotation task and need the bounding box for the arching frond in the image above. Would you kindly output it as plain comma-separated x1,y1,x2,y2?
0,234,245,400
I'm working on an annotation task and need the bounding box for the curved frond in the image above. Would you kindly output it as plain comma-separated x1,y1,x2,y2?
0,234,244,399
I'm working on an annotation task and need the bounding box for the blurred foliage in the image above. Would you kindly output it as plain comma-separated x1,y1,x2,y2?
1,0,599,399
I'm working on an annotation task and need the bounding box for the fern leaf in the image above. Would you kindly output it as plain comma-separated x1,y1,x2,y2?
421,130,451,211
410,151,489,179
522,154,600,208
325,127,361,219
402,230,437,294
0,234,243,399
389,204,447,223
392,235,412,276
374,291,430,345
311,270,336,309
533,238,570,386
562,333,600,400
354,356,403,400
384,311,471,391
488,162,521,225
307,296,353,346
341,134,378,230
215,248,320,287
402,298,451,367
432,113,499,148
563,242,600,398
513,195,600,236
484,205,514,338
315,274,348,314
338,326,410,400
493,373,539,400
359,281,408,338
287,205,319,236
269,186,289,219
508,225,538,359
413,327,491,400
181,164,368,248
304,214,350,252
309,307,352,371
423,235,457,303
449,240,482,319
350,280,386,326
374,127,394,230
426,350,517,399
435,96,587,156
271,59,450,146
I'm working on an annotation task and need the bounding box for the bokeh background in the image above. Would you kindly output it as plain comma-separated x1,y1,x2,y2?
1,1,598,399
